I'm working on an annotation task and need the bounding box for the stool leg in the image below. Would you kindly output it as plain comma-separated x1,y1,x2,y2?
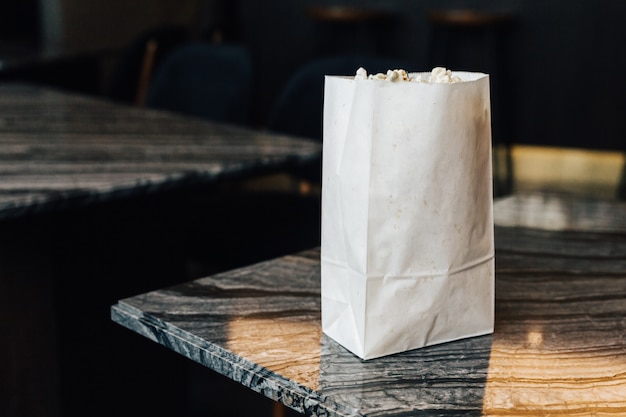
617,156,626,200
272,402,286,417
484,27,514,196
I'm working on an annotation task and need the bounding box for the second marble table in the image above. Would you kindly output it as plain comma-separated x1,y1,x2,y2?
0,83,321,220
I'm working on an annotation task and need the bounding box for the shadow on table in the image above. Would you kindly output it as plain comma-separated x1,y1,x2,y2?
1,181,320,417
318,334,493,416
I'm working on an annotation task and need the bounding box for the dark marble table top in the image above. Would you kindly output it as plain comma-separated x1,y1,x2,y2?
0,83,321,220
111,192,626,416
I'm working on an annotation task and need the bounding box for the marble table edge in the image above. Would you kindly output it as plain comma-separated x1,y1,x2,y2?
0,155,316,221
110,301,359,417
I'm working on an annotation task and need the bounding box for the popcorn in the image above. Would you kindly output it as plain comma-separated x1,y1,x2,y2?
386,69,410,82
355,67,368,80
427,67,463,83
354,66,464,83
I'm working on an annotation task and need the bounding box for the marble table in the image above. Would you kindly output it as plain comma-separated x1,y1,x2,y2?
111,193,626,416
0,83,321,220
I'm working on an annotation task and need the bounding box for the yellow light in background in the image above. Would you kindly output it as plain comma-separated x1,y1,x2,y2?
511,145,625,198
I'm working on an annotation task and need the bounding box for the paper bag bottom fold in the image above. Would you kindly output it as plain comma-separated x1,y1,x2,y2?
321,257,494,360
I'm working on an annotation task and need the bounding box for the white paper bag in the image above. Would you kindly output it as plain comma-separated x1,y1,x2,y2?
320,72,495,360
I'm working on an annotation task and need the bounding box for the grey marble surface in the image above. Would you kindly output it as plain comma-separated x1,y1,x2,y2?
0,83,321,220
112,193,626,416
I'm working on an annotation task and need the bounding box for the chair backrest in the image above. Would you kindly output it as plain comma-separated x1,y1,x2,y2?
144,42,252,126
267,55,412,141
108,25,191,105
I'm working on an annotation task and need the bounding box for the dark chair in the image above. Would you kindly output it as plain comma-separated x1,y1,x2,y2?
144,42,252,126
266,55,412,184
267,55,412,142
107,25,191,106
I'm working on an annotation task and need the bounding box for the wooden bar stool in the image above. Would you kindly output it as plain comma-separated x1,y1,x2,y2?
307,5,392,56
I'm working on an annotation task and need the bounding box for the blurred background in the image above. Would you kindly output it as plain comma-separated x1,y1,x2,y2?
1,0,624,198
